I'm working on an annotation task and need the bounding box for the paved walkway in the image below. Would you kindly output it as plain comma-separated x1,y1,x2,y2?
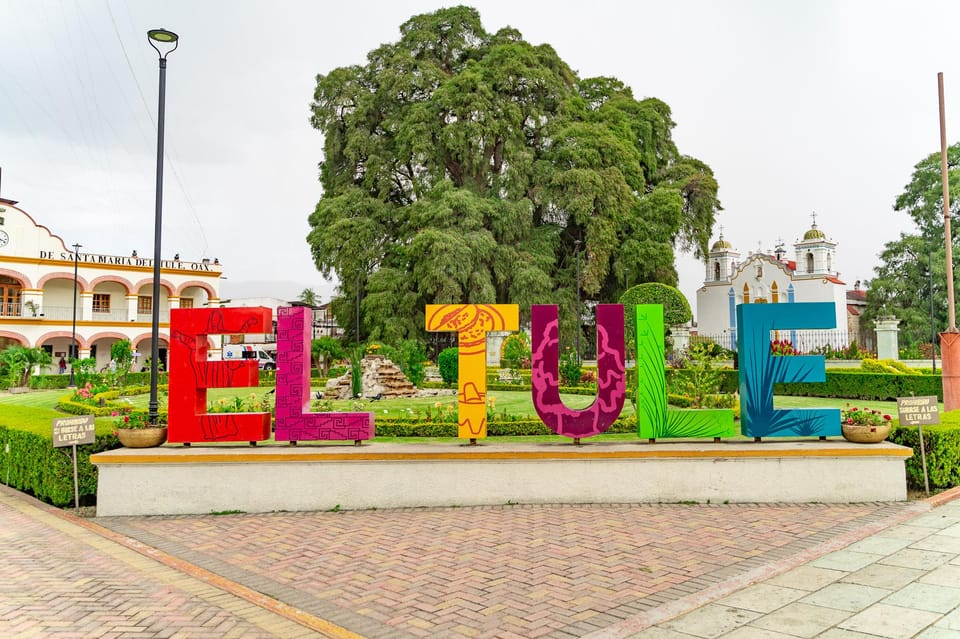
0,483,957,638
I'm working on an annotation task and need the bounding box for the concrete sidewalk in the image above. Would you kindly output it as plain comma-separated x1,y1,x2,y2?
613,497,960,639
0,482,957,638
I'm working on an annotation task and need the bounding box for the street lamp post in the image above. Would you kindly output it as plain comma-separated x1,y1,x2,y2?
147,28,179,425
355,270,360,347
574,239,581,364
69,243,81,387
931,250,937,373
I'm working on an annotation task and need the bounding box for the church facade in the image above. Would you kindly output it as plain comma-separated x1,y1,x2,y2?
696,218,851,352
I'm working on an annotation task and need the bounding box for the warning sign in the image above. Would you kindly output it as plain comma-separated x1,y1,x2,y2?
895,396,940,426
52,415,96,447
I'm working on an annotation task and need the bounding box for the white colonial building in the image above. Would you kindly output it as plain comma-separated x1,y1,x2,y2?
696,218,848,351
0,194,223,372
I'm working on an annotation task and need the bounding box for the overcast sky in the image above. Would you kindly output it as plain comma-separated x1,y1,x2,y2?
2,0,960,318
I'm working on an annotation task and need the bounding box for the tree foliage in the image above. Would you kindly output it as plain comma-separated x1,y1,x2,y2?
0,345,52,387
866,143,960,344
307,6,721,342
619,283,692,358
312,336,345,375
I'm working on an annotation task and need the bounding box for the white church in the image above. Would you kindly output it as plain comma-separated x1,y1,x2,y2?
695,215,850,351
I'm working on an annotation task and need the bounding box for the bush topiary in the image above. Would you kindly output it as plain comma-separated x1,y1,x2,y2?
619,283,692,356
438,347,459,386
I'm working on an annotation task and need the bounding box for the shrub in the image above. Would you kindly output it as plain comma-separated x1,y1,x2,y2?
502,333,531,369
438,347,459,386
776,370,941,400
349,346,364,397
619,283,692,357
0,404,121,507
860,359,920,375
770,339,796,356
28,374,72,390
889,414,960,489
558,348,581,386
668,350,725,408
380,339,427,387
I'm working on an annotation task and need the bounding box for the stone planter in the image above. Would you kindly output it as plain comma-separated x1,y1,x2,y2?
841,422,891,444
117,427,167,448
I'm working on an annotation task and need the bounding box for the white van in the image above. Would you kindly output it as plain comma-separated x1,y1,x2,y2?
222,345,276,370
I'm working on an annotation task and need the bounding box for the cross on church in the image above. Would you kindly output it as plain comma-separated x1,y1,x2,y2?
810,211,818,227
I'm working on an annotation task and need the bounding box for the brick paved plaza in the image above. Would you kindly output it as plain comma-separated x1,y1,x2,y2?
4,480,947,638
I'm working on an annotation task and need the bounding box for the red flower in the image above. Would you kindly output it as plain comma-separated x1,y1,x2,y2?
123,415,130,423
846,418,854,424
883,415,891,421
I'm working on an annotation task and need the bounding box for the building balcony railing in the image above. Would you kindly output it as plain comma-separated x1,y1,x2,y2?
0,305,169,323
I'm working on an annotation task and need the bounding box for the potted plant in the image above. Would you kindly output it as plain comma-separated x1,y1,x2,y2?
114,411,168,448
840,404,893,443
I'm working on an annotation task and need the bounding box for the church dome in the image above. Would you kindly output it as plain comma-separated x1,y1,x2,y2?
711,236,733,251
802,214,827,241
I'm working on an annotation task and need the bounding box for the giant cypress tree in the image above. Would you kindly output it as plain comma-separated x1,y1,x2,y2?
308,6,721,344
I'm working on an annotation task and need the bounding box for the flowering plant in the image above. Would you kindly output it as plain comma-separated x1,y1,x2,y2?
207,393,273,414
71,381,111,405
770,339,797,356
841,404,892,426
115,411,167,430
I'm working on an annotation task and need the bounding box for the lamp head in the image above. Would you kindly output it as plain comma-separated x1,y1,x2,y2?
148,29,179,58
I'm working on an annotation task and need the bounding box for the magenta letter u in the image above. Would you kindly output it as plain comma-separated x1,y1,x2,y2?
530,304,625,438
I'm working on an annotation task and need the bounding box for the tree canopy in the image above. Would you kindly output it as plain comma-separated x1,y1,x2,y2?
865,143,960,345
618,283,692,358
307,6,721,343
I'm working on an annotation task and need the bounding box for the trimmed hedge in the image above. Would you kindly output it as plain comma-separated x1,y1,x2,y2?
889,415,960,490
0,425,119,506
774,371,942,401
374,416,638,437
0,403,121,507
30,371,170,390
56,385,167,416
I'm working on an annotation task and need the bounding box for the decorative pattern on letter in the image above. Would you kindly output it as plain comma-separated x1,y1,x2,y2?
737,302,840,437
168,307,272,443
425,304,519,439
274,306,374,442
530,304,625,439
634,304,735,439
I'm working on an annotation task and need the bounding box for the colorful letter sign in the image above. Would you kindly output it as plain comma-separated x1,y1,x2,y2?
530,304,625,439
634,304,735,439
425,304,519,439
274,306,374,442
168,307,272,443
737,302,840,437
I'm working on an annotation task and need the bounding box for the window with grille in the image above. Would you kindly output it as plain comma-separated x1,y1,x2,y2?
179,297,194,309
137,296,152,314
92,293,110,313
0,276,22,316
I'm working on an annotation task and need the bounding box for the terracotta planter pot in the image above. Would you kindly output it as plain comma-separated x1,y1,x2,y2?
841,422,891,444
117,427,167,448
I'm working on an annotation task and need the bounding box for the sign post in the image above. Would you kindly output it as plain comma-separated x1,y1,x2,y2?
52,415,96,511
896,396,940,495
